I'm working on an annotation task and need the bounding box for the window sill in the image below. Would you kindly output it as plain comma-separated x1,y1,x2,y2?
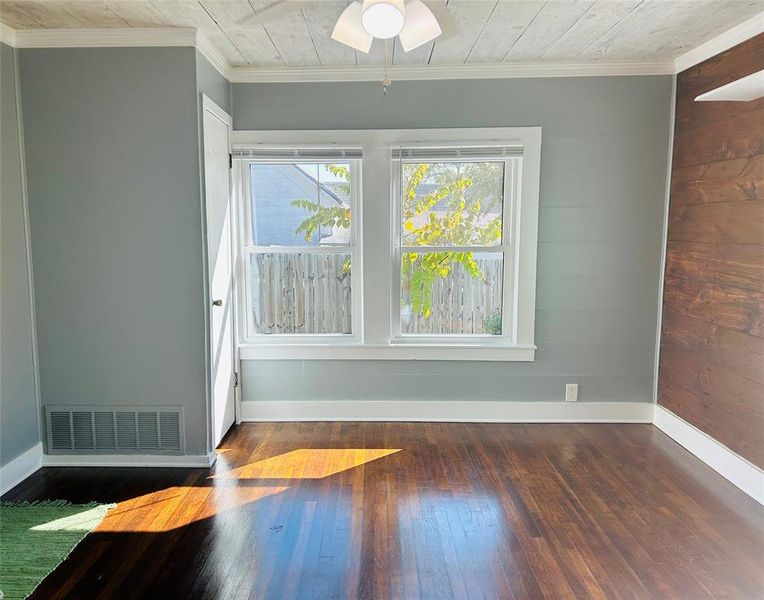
238,343,536,362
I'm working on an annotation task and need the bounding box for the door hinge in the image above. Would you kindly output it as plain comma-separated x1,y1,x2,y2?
229,153,233,169
234,371,239,387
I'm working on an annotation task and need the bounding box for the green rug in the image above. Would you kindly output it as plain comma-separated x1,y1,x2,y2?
0,501,112,600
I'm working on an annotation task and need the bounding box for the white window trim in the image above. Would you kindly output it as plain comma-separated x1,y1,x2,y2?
233,127,541,361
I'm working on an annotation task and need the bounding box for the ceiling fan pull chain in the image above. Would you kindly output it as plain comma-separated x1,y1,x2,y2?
382,38,392,95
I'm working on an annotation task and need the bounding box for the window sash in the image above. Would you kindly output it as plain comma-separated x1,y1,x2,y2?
392,156,519,342
239,157,362,342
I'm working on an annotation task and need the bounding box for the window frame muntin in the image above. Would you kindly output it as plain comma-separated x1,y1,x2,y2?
240,156,363,343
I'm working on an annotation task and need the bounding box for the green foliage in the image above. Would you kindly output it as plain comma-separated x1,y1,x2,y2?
401,161,503,318
291,202,350,243
292,161,504,319
483,312,502,336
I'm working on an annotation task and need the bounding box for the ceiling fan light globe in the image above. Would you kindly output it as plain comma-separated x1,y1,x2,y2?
361,0,405,39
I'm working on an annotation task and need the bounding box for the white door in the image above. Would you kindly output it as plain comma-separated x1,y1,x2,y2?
202,96,236,447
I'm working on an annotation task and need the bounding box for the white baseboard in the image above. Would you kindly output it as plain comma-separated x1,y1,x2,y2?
240,400,654,423
0,442,43,495
42,451,217,468
654,405,764,505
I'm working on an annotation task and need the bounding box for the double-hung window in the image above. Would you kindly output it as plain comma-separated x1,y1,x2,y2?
392,146,521,343
234,128,541,361
236,147,363,343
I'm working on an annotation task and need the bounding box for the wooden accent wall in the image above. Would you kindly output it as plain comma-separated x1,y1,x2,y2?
658,34,764,467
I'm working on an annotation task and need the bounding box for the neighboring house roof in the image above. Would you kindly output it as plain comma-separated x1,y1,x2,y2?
292,165,348,207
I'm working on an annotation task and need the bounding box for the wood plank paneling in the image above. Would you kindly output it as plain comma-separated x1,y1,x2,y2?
665,241,764,292
2,1,764,67
669,154,763,206
502,0,594,62
658,33,764,468
675,96,764,136
672,106,764,170
661,309,764,384
541,0,642,61
663,275,764,338
668,200,764,244
677,33,764,98
465,0,544,64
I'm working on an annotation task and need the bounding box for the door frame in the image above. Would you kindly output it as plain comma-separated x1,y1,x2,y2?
200,94,239,455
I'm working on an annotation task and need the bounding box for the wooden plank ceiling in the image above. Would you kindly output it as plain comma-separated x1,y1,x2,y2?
1,0,762,68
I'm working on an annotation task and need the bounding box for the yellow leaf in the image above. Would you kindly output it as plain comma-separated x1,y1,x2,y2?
404,221,414,232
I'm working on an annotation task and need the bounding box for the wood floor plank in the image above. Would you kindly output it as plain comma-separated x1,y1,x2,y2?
2,422,762,599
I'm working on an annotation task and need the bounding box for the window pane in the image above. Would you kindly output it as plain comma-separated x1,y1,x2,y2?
250,162,352,247
401,161,504,247
400,252,503,335
251,253,352,334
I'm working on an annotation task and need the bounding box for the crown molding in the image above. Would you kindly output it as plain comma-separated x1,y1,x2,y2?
195,30,232,80
228,61,675,83
674,11,764,73
0,25,229,79
8,26,197,49
0,23,17,46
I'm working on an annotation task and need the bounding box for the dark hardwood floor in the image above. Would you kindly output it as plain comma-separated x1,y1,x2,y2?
3,423,763,599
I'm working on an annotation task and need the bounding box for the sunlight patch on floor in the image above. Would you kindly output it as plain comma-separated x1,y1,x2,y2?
213,448,402,480
90,449,400,532
29,507,110,532
95,485,289,532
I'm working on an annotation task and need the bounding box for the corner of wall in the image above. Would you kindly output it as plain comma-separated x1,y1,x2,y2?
652,73,678,405
14,44,43,445
0,41,43,469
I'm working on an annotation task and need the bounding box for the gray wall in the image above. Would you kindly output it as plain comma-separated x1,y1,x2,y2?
19,47,209,454
233,76,672,403
196,50,231,115
1,42,40,465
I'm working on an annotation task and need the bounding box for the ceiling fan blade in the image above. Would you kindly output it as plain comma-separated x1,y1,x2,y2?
236,1,299,26
331,2,373,53
420,1,457,41
399,0,442,52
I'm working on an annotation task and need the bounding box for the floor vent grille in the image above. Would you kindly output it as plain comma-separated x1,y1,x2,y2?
45,406,184,455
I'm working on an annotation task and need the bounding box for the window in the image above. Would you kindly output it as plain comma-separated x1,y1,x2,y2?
237,149,362,341
234,129,541,361
393,148,520,342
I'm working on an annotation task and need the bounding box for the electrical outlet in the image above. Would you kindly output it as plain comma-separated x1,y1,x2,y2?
565,383,578,402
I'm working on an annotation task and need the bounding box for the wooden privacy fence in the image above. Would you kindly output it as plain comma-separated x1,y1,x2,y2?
252,253,502,335
401,258,502,335
253,253,352,334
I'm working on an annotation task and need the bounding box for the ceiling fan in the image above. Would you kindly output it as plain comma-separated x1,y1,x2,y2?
239,1,445,53
238,1,448,93
331,0,442,54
